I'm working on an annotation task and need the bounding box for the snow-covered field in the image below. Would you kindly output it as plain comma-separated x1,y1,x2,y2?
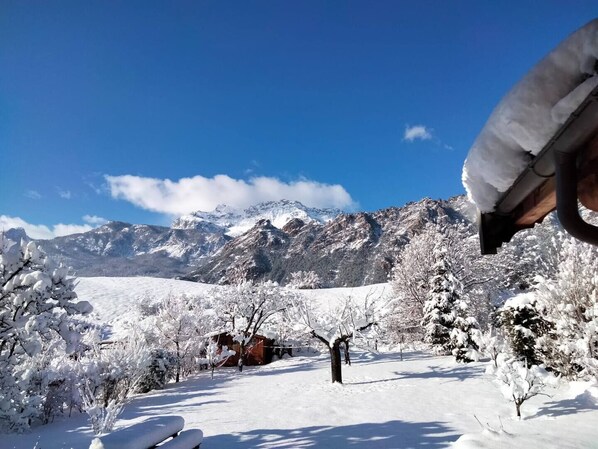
75,276,391,324
3,276,596,448
74,277,217,324
5,350,598,449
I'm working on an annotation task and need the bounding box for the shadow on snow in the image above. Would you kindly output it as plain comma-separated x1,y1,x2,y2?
532,391,598,418
394,363,485,383
205,420,458,449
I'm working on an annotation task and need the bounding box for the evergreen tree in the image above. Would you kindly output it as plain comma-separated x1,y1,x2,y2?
421,247,460,354
499,293,551,367
450,309,480,363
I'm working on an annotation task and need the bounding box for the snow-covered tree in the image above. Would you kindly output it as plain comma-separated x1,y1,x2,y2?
148,293,206,382
287,271,323,289
136,348,176,393
200,338,235,379
499,293,551,367
211,280,288,370
475,327,506,368
489,354,553,419
534,237,598,379
0,237,92,431
287,291,380,383
77,328,150,434
389,222,498,343
421,247,462,355
450,310,480,363
389,224,442,341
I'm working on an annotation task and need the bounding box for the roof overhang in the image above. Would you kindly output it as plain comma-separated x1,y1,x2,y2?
479,84,598,254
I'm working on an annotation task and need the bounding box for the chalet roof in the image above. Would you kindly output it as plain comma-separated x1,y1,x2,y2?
462,19,598,254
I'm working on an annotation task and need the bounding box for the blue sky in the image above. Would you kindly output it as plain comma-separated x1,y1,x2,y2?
1,2,596,237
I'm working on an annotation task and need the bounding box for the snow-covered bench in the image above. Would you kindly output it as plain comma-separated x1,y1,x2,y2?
89,415,203,449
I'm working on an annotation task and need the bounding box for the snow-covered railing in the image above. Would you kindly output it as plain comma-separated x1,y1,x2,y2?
89,415,203,449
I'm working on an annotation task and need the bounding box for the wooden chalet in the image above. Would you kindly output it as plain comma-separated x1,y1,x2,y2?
211,332,277,367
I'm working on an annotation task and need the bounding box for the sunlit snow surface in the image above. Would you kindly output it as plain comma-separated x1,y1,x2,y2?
462,19,598,212
3,277,597,448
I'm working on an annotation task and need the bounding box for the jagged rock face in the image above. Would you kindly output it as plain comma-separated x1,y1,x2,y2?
37,221,230,278
26,196,475,285
185,196,475,287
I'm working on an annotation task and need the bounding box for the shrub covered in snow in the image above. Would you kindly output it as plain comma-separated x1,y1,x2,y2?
77,329,150,434
287,270,323,289
136,348,177,393
475,328,506,368
199,339,235,379
489,354,555,418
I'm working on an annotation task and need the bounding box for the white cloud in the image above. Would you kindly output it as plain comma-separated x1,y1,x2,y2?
83,215,108,225
24,190,42,200
0,215,99,239
403,125,433,142
52,223,94,237
105,174,355,215
58,189,72,199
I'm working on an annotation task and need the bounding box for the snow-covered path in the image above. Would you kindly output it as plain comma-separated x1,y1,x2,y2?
6,349,597,449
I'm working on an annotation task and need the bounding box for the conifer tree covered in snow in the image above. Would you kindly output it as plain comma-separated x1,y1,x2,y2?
499,293,551,367
450,308,480,363
389,222,499,344
0,237,92,431
421,247,461,355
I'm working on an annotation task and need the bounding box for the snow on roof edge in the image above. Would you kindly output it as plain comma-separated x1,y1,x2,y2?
462,18,598,213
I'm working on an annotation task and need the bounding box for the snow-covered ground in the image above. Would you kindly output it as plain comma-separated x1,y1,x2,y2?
75,277,391,324
74,276,217,324
74,276,392,337
4,277,595,448
4,350,598,449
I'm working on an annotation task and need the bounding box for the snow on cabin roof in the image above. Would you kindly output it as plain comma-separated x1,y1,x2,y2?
462,19,598,213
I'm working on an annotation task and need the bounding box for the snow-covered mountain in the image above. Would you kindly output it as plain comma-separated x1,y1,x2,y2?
37,221,230,278
172,200,342,236
20,196,476,284
185,196,476,287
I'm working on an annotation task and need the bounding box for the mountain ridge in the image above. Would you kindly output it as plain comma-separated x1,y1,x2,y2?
10,196,475,285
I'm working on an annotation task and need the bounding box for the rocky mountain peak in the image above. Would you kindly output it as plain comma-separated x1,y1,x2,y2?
171,200,342,236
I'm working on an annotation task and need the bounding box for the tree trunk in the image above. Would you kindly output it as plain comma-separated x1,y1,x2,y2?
175,341,181,383
515,400,521,418
330,341,343,383
239,342,245,372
